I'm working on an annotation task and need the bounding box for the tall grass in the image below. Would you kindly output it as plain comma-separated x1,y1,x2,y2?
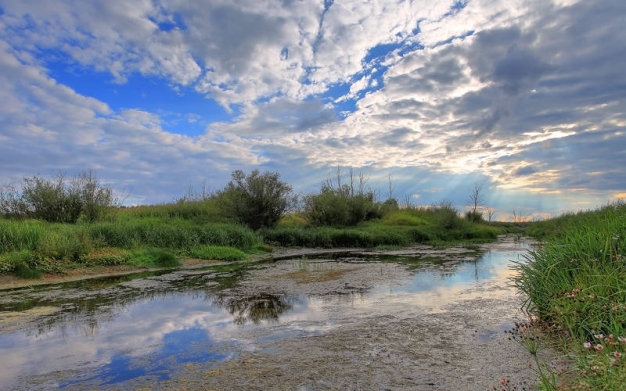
88,219,261,252
0,219,46,252
0,217,261,275
512,201,626,388
260,222,500,248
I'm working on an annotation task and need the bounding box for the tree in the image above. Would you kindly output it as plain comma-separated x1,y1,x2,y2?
0,171,117,223
469,182,485,214
486,208,496,224
217,170,294,230
75,170,117,222
466,182,485,223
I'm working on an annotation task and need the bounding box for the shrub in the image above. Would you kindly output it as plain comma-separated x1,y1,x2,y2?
303,184,379,226
0,171,118,223
216,170,295,230
431,201,464,230
465,210,484,224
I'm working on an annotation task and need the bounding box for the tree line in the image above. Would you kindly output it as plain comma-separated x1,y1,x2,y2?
1,169,494,229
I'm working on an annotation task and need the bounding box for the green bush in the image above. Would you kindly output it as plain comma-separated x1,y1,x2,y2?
431,202,464,230
216,170,295,230
0,171,117,223
303,184,380,226
464,210,484,224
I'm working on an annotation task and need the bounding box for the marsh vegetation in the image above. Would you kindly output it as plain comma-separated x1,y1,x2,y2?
0,169,502,279
513,200,626,389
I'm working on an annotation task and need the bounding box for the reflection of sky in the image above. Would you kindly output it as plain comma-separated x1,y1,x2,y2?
380,249,524,295
0,292,328,389
0,247,528,389
363,249,528,313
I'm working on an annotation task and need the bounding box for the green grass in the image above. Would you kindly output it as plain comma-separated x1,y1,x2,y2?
0,199,504,278
190,246,247,262
0,216,261,276
512,200,626,389
128,248,180,268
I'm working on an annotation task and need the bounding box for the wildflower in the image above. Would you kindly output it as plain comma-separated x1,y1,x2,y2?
618,336,626,343
614,352,622,358
594,334,605,339
595,344,604,351
583,342,592,349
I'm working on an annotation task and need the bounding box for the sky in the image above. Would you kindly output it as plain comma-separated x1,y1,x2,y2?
0,0,625,221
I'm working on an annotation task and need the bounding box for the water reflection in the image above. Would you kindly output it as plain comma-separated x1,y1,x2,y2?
0,239,531,390
213,293,296,325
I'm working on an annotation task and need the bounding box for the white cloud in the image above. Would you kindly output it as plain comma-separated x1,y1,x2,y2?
0,0,625,213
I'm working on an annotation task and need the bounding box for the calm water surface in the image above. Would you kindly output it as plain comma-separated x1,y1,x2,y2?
0,239,531,390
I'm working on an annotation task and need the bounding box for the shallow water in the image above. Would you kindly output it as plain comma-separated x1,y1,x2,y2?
0,237,535,390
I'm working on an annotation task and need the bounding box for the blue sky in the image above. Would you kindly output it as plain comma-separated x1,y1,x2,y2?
0,0,625,220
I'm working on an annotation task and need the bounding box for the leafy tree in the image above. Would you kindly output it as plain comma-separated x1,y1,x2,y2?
75,170,117,222
0,171,117,223
217,170,294,230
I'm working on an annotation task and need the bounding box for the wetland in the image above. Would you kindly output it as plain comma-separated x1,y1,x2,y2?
0,236,544,390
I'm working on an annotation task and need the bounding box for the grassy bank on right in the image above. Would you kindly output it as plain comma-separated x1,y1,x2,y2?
514,200,626,389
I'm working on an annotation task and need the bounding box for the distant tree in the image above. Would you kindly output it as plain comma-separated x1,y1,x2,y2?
0,171,117,223
303,167,380,226
486,208,496,224
217,170,294,230
75,170,118,222
466,182,485,223
469,182,485,214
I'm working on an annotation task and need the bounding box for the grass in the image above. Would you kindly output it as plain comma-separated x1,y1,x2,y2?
190,246,247,262
513,200,626,389
0,200,505,278
0,216,260,277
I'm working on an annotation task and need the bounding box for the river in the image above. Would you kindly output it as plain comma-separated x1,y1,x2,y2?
0,236,541,390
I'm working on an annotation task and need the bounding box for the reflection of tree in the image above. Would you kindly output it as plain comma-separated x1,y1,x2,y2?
213,293,294,325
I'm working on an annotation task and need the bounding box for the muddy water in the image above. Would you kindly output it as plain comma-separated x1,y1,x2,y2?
0,236,540,390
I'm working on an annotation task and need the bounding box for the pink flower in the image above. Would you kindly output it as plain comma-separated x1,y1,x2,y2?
618,336,626,343
583,342,592,349
614,352,622,358
595,344,604,351
595,334,605,339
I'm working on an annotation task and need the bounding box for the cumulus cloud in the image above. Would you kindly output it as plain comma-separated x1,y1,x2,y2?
0,0,624,213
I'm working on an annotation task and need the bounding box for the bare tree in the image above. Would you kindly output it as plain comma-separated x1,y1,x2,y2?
486,208,496,224
469,182,485,214
387,173,395,201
